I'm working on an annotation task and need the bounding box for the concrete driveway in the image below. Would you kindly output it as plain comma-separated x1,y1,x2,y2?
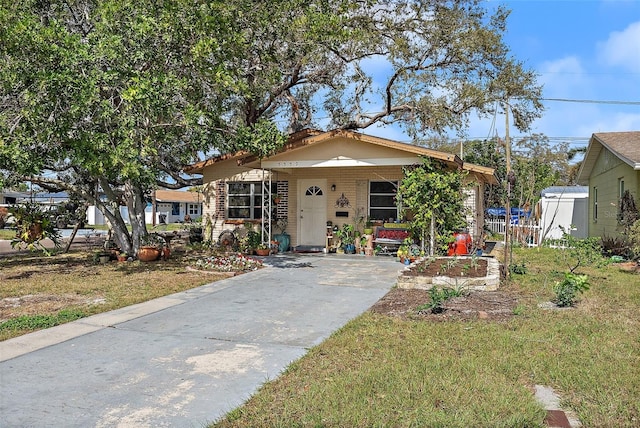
0,254,400,427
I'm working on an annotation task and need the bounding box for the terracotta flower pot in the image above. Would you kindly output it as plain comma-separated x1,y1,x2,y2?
255,248,271,256
138,246,161,262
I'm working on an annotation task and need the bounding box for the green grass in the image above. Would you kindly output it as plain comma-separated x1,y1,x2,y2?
0,229,15,240
0,308,87,333
213,247,640,427
0,247,225,340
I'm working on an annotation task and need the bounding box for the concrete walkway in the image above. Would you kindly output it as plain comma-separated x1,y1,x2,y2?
0,254,400,427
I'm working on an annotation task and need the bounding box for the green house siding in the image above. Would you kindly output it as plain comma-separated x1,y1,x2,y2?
588,155,639,238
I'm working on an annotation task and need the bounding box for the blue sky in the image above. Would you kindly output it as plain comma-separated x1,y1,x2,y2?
368,0,640,151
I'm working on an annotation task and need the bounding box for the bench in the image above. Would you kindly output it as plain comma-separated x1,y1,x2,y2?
373,226,410,255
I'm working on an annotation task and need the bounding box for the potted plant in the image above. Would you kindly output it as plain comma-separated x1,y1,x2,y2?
340,224,356,254
359,236,368,255
117,252,128,262
138,233,164,261
273,218,290,252
103,238,120,260
187,220,203,244
9,202,62,255
363,217,374,235
255,243,271,256
397,245,409,264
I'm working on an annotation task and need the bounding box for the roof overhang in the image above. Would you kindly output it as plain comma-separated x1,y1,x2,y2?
578,132,640,184
184,129,497,185
576,135,603,185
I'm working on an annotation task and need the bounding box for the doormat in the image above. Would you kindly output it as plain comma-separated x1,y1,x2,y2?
292,246,324,253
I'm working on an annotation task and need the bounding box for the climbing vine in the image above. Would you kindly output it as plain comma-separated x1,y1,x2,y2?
398,158,468,254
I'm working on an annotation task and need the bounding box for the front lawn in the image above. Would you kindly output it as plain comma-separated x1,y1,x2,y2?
212,247,640,427
0,246,231,341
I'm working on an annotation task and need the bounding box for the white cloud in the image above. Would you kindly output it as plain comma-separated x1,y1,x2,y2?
597,21,640,72
588,111,640,133
538,56,591,96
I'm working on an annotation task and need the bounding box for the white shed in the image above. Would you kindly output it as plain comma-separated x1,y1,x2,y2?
538,186,589,241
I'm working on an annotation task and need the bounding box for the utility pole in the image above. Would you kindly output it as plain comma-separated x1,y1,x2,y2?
504,101,512,278
152,190,156,227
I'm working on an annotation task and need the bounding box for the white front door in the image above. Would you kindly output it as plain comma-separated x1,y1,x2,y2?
298,179,327,246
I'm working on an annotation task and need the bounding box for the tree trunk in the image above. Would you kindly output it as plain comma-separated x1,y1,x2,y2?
96,178,134,254
124,180,149,255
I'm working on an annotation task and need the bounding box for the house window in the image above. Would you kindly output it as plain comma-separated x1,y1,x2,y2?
593,186,598,221
369,181,398,221
619,178,625,199
226,182,276,220
188,204,200,215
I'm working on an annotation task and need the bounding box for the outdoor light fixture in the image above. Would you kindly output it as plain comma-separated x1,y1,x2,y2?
331,184,336,191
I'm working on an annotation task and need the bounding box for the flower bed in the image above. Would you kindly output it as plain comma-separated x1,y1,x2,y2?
397,256,500,291
194,253,263,273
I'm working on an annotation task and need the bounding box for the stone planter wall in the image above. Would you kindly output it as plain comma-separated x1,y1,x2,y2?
396,256,501,291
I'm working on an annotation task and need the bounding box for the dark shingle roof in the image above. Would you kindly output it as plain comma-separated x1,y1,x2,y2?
593,131,640,164
577,131,640,184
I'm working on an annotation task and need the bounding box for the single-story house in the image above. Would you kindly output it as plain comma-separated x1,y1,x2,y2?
87,189,203,226
146,189,203,224
185,129,497,249
538,186,589,241
577,131,640,238
0,190,69,206
1,190,28,205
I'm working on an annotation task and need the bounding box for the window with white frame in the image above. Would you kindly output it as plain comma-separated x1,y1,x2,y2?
369,181,398,221
593,186,598,221
226,182,276,220
618,178,625,199
188,203,200,215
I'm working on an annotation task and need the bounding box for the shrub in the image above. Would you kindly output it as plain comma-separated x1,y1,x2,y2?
140,232,165,249
553,272,590,307
417,286,466,314
560,232,607,273
601,234,632,259
509,262,527,275
629,219,640,261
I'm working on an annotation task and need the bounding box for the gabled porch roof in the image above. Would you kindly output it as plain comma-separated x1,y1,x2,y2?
185,129,497,185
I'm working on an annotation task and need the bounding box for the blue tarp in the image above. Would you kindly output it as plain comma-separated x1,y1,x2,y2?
486,207,531,217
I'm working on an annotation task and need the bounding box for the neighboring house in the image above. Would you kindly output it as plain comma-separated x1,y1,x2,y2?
538,186,589,241
87,189,203,226
577,131,640,238
147,189,203,224
1,190,28,205
86,205,129,226
185,129,497,249
0,190,69,206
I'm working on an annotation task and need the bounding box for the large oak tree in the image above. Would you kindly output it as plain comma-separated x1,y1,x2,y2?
0,0,543,253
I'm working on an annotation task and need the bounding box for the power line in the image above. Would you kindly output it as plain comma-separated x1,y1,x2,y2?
542,98,640,105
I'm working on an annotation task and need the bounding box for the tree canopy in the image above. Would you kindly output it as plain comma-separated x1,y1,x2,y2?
432,135,573,212
0,0,543,253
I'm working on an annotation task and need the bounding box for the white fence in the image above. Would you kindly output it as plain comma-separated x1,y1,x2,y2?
485,218,572,248
485,218,540,247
